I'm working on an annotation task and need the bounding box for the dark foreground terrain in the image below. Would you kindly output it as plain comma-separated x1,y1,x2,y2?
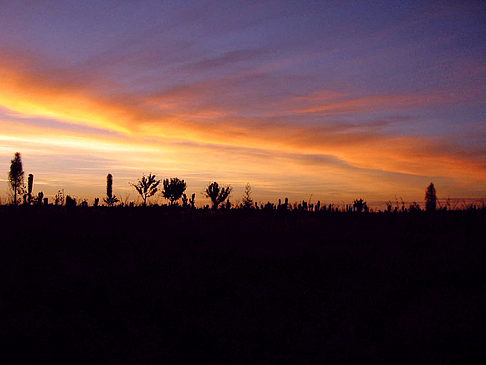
1,207,485,364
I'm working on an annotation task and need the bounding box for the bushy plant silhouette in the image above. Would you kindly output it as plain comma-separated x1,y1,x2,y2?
8,152,24,206
205,182,232,209
353,198,368,213
130,174,160,206
104,174,119,207
162,178,187,205
242,183,253,209
425,183,437,212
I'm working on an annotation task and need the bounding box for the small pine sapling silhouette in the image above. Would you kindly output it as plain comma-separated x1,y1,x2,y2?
104,174,119,207
8,152,24,206
162,178,187,205
130,174,160,206
189,193,196,208
205,182,232,209
94,197,99,207
425,183,437,212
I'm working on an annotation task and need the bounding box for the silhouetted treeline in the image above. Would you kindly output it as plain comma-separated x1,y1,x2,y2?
4,152,485,212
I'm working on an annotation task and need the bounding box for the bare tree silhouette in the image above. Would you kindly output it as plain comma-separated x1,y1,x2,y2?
130,174,160,206
205,182,232,209
425,183,437,212
104,174,119,207
8,152,24,206
162,178,187,205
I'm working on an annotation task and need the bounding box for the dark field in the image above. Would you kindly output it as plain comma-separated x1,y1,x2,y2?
1,207,485,364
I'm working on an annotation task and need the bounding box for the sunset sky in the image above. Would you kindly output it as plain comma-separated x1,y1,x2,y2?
1,0,485,206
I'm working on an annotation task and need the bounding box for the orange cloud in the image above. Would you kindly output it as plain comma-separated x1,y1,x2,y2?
0,54,485,204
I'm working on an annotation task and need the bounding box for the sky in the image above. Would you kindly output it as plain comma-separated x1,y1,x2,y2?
0,0,485,206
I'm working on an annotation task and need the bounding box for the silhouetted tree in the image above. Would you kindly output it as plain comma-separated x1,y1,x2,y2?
162,178,186,205
8,152,24,205
353,198,368,213
104,174,119,207
425,183,437,212
205,182,232,209
94,198,99,207
242,183,253,209
130,174,160,206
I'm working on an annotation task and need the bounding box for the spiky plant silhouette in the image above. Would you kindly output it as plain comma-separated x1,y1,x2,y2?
130,174,160,206
104,174,119,207
205,182,232,209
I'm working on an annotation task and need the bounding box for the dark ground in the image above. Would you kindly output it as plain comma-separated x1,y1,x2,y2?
1,207,485,364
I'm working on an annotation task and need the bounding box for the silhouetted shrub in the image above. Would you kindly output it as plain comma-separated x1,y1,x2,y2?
162,178,186,205
205,182,232,209
353,199,368,213
242,183,253,209
130,174,160,206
